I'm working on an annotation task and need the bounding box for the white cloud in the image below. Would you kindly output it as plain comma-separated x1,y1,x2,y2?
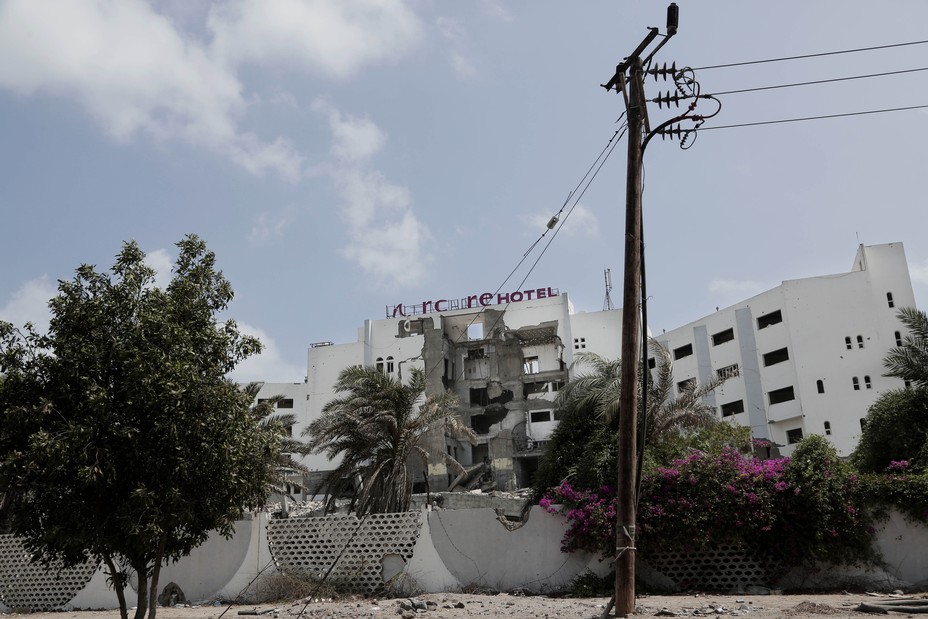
910,259,928,286
313,102,430,288
481,0,513,22
0,0,302,180
249,210,293,245
336,169,410,228
143,248,173,290
0,276,55,333
227,322,305,383
450,53,478,79
313,99,386,163
436,16,465,40
207,0,423,79
342,210,430,287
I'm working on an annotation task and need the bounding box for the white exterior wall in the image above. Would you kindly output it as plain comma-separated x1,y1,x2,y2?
656,243,915,456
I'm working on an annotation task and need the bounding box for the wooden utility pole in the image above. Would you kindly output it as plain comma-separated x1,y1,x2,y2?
614,56,643,617
602,5,678,616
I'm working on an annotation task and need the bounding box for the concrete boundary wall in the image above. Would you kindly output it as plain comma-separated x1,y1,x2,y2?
0,508,926,609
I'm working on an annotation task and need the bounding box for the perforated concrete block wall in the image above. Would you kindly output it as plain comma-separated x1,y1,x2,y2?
646,544,776,591
0,535,99,610
267,512,422,594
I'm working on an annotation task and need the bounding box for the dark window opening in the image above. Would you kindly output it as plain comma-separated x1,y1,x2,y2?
896,331,903,346
375,357,384,373
857,335,864,349
786,428,804,444
824,421,832,436
768,386,795,405
467,348,486,360
523,382,547,397
386,356,395,373
712,328,735,346
277,398,294,409
763,347,789,366
720,400,745,417
845,336,852,350
673,343,693,360
757,310,783,330
573,337,586,351
647,357,656,369
816,379,825,394
852,376,860,391
530,410,552,423
864,375,872,389
469,388,489,407
887,292,895,308
471,415,494,434
677,377,696,394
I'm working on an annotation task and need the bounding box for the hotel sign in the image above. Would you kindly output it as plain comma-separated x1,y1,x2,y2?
387,287,560,318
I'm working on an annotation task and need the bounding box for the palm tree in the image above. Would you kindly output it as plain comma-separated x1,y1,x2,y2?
533,339,729,495
558,340,724,446
304,365,475,516
884,307,928,388
243,383,313,497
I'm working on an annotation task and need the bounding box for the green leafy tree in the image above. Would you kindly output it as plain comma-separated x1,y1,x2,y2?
533,340,730,497
852,387,928,473
0,237,278,619
884,307,928,388
305,365,475,516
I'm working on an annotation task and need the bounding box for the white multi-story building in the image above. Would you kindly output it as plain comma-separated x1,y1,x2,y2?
655,242,915,456
256,242,918,494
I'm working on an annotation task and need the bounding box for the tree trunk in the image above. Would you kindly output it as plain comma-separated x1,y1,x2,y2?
102,553,129,619
148,536,166,619
133,561,149,619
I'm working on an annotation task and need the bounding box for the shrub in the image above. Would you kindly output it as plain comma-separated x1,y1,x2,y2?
852,388,928,474
542,436,877,568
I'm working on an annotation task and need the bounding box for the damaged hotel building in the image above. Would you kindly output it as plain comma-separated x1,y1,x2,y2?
258,242,919,494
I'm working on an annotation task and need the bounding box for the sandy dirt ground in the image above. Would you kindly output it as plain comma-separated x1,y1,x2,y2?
15,592,928,619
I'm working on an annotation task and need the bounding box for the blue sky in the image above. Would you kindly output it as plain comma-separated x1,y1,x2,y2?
1,0,927,382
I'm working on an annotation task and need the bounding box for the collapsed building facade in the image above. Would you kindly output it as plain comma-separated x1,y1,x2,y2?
292,290,624,492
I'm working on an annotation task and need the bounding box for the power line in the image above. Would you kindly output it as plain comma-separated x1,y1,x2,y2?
692,39,928,71
710,66,928,96
696,103,928,131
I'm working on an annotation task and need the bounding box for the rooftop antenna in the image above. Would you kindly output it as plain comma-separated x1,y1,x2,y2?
603,268,614,311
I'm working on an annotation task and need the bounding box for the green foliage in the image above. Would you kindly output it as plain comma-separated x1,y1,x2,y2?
569,569,613,597
858,466,928,525
305,365,475,516
778,435,874,566
852,388,928,474
883,307,928,388
0,236,277,619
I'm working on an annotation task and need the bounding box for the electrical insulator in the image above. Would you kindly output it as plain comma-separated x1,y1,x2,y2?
646,62,678,81
652,91,682,109
658,124,684,140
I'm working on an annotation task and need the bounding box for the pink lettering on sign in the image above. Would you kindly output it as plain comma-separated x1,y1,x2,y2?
386,287,559,318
